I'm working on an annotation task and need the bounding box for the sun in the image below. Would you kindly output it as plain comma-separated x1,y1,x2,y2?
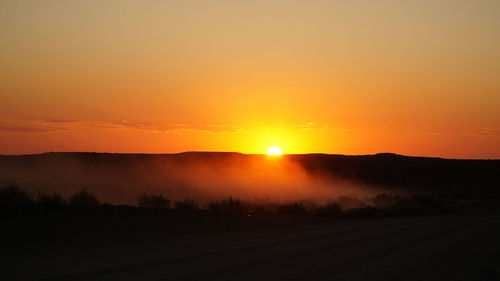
267,146,283,155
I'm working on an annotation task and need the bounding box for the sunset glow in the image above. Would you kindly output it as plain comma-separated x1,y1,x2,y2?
0,1,499,158
2,2,499,280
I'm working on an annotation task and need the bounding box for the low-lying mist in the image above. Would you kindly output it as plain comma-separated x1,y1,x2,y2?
0,153,385,207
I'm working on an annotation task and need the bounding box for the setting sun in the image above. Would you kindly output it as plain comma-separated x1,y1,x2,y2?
1,2,500,280
267,146,283,155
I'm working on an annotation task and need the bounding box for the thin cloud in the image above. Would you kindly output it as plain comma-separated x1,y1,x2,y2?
0,125,62,133
0,119,243,135
405,129,500,137
42,119,76,123
284,122,346,131
0,119,345,135
0,119,70,132
480,128,500,136
165,124,242,135
404,131,444,136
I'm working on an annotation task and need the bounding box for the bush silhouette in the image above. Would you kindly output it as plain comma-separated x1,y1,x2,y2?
277,202,309,215
0,185,33,211
316,202,342,217
174,199,199,211
343,206,379,219
208,197,244,214
336,196,366,210
372,193,402,207
247,202,280,214
138,193,171,209
391,193,443,216
68,189,100,207
0,184,451,218
36,191,65,210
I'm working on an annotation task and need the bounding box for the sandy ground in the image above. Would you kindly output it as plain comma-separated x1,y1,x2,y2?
4,207,500,281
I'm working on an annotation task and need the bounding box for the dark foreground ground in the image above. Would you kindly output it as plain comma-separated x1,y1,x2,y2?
3,201,500,281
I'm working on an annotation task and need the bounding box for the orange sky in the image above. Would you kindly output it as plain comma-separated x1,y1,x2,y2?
1,0,499,158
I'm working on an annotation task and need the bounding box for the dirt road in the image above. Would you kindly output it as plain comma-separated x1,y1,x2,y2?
7,211,500,281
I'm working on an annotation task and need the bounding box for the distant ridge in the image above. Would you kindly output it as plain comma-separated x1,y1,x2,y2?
2,151,496,160
1,152,499,192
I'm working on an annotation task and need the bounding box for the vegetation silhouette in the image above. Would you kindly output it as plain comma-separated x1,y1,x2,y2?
315,202,342,217
138,193,171,209
208,197,244,214
174,199,199,211
68,189,100,207
0,185,477,219
277,202,309,215
0,185,33,213
35,191,65,211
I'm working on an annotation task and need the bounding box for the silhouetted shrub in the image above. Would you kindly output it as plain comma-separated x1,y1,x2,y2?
390,193,443,216
138,193,171,209
372,193,403,208
0,185,33,211
343,205,379,219
316,202,342,217
277,202,309,215
336,196,367,210
247,202,280,214
68,189,100,207
208,197,244,214
174,199,199,211
36,191,65,210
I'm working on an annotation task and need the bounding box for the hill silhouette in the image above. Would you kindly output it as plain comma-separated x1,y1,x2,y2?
286,153,499,191
0,152,498,205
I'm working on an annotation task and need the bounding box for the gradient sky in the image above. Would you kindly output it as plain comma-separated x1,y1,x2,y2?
1,0,499,158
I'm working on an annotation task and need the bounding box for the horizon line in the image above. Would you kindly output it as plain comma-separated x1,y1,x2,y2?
0,151,498,161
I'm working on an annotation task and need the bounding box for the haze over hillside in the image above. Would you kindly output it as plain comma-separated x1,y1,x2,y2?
1,152,498,205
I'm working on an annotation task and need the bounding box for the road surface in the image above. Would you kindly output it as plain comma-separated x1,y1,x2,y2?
7,211,500,281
